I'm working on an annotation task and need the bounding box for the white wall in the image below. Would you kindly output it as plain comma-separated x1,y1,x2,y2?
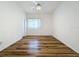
52,2,79,53
26,13,52,35
0,2,26,51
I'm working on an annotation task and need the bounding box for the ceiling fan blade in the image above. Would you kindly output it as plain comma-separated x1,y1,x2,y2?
33,1,38,5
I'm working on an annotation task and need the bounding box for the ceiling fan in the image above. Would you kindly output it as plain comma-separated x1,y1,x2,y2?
32,1,42,11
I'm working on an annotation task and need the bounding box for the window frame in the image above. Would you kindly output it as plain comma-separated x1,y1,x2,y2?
27,18,41,29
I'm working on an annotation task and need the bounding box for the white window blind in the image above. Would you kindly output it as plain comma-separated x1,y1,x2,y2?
28,19,40,29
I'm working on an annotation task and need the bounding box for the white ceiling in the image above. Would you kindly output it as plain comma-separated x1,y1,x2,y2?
17,1,61,14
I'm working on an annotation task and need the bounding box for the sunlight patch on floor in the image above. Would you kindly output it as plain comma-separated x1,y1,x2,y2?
28,39,39,55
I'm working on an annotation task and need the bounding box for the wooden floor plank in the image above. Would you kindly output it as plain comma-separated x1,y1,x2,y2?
0,36,79,57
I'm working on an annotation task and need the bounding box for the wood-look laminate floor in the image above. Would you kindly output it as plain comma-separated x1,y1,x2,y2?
0,35,79,57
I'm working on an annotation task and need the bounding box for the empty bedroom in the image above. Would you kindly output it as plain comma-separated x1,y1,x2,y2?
0,1,79,57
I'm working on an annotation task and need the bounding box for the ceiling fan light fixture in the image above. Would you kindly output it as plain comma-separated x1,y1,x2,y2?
32,1,42,11
36,3,42,11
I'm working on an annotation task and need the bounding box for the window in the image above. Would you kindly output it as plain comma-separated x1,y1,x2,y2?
28,19,40,29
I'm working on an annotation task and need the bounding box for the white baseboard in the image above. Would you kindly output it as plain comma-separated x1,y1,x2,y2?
0,36,23,52
52,34,79,54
